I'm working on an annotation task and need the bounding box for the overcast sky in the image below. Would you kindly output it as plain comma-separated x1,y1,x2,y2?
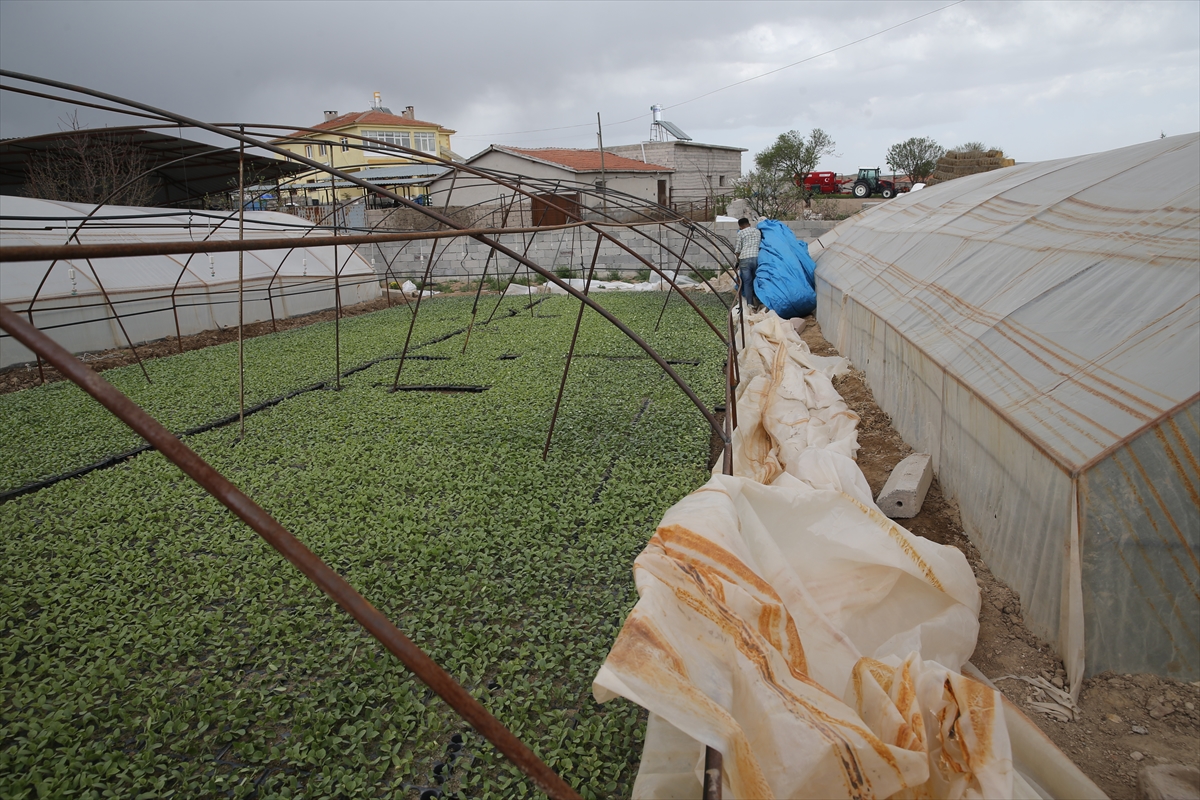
1,0,1197,174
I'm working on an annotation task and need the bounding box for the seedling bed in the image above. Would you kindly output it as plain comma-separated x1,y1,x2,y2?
0,292,728,799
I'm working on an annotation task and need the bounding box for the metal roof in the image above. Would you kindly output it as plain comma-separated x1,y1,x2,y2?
0,127,304,207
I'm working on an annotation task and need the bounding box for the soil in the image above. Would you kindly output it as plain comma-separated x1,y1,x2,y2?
802,317,1200,799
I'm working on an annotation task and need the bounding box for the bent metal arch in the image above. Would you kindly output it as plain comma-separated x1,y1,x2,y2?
0,71,740,798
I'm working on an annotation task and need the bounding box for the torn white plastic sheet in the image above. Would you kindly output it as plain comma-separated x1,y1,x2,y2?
594,310,1106,799
400,279,439,298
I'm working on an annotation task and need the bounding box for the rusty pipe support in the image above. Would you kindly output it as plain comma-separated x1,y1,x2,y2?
0,69,727,446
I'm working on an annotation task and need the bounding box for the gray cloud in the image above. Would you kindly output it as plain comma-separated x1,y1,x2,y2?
1,0,1196,174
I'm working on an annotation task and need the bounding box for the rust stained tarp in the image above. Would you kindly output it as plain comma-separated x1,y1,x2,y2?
594,312,1103,798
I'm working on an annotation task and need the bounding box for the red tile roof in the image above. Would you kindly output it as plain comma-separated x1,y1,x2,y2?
499,147,672,173
280,110,452,140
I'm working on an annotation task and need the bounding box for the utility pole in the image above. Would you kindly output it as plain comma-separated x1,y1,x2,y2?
597,112,607,215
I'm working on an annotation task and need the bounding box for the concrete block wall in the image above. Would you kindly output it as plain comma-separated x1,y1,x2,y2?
364,219,839,283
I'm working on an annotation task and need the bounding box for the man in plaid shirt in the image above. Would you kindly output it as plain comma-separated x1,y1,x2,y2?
734,217,762,308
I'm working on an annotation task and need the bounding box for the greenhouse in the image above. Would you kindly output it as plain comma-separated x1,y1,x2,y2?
0,196,379,369
812,133,1200,685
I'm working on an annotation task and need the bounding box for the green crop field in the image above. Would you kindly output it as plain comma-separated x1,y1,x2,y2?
0,292,728,799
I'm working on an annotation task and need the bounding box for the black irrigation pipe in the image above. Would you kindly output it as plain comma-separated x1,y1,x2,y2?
390,385,489,394
569,354,702,366
589,398,652,505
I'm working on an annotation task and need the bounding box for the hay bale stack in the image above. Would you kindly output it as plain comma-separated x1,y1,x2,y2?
926,149,1016,185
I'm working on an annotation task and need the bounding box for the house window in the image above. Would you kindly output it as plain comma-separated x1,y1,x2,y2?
413,132,436,153
305,144,313,158
363,130,410,149
318,143,327,156
719,175,726,187
341,137,350,152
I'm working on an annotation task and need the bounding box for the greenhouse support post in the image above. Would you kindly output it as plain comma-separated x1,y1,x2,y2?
238,127,246,438
544,236,603,460
0,68,729,449
655,227,695,332
390,233,443,390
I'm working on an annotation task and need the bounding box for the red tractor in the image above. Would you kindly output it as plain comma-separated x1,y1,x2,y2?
797,170,842,194
847,168,896,199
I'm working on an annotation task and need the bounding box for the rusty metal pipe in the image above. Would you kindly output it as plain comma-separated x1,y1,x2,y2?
0,303,582,800
543,236,603,459
0,224,594,263
0,70,727,445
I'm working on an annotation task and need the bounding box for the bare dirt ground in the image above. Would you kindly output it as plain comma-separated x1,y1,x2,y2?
802,317,1200,800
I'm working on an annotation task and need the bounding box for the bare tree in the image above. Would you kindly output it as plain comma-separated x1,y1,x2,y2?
24,113,159,206
732,169,801,221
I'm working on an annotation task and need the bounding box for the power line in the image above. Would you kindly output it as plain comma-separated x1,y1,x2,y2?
454,0,965,141
660,0,965,114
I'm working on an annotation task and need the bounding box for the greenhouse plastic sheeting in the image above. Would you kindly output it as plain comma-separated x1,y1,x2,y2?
811,133,1199,683
594,312,1104,799
754,219,816,318
0,197,379,368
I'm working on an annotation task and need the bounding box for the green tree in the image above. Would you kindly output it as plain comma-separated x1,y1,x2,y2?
755,128,838,191
739,128,838,217
885,137,945,184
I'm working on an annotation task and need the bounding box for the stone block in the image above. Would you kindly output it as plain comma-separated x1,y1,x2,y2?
1138,764,1199,800
876,453,933,519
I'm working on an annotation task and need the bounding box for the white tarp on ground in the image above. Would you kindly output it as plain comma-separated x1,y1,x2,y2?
0,197,380,368
594,311,1104,799
810,134,1199,685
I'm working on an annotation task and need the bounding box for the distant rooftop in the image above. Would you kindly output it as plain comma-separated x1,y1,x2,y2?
280,109,453,140
479,146,673,173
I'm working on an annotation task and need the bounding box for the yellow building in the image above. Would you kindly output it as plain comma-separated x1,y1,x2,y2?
275,94,457,202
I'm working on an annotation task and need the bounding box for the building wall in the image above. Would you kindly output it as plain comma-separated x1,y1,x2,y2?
606,142,744,201
362,218,837,283
425,150,670,211
276,123,454,202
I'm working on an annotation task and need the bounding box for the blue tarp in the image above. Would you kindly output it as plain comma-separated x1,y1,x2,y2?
754,220,817,318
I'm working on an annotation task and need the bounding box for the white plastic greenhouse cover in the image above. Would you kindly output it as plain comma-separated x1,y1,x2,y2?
812,133,1199,684
0,197,380,368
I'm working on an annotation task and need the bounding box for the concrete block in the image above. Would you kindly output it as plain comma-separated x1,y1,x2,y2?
876,453,933,519
1139,764,1200,800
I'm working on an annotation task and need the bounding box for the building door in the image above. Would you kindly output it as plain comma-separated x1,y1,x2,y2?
657,180,667,207
531,193,580,226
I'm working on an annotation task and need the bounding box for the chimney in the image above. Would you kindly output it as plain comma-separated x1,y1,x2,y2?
403,105,415,120
323,110,338,121
372,91,381,109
